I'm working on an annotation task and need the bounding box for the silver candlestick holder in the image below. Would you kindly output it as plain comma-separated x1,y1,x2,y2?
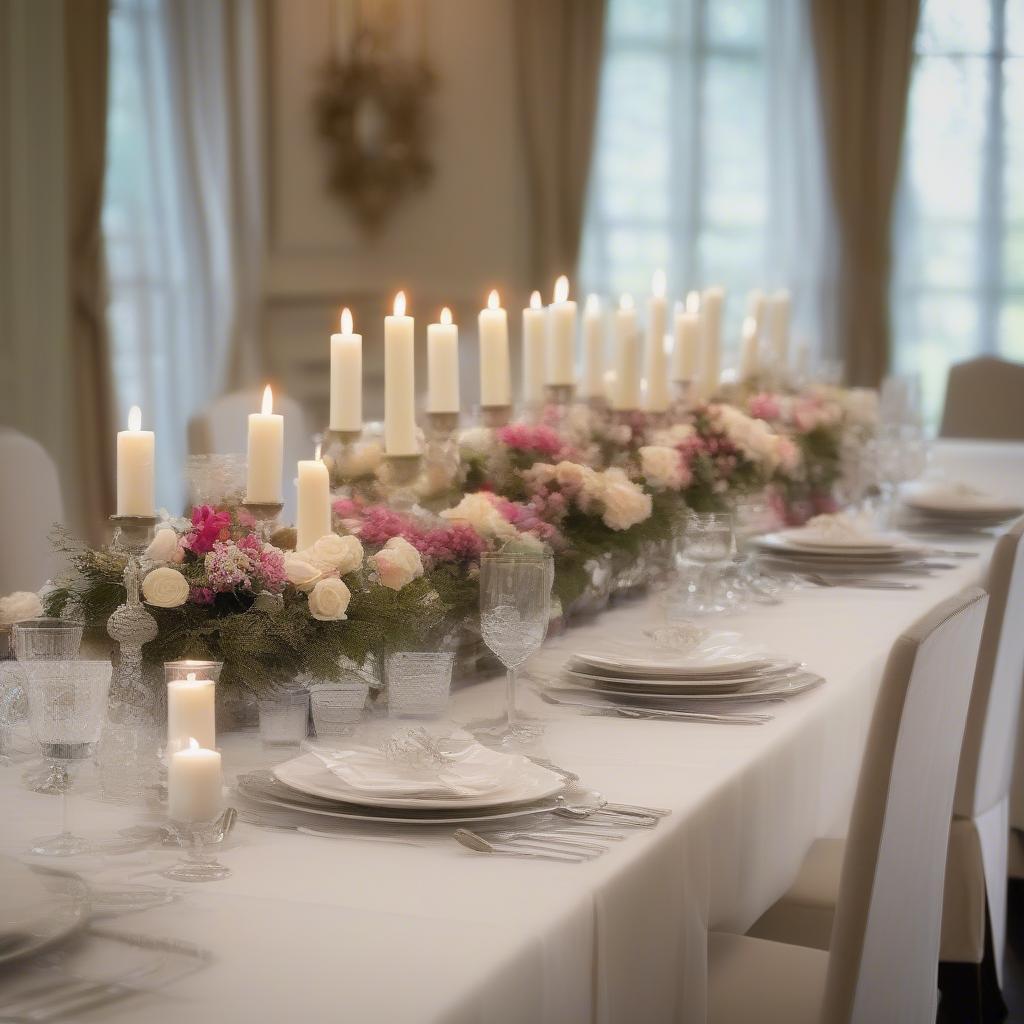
321,428,364,496
671,379,696,418
378,453,423,513
242,500,284,541
479,405,512,429
543,384,575,435
419,412,461,509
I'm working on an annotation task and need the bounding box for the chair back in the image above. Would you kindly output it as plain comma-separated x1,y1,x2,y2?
940,357,1024,439
0,429,64,592
822,588,988,1024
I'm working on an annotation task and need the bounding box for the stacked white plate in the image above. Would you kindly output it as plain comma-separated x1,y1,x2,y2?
901,481,1022,532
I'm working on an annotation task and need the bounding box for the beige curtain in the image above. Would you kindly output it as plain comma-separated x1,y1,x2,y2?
65,0,115,543
810,0,920,386
513,0,607,287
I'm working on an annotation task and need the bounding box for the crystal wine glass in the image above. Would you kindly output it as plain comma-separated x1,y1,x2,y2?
475,550,553,747
22,660,111,855
670,512,734,616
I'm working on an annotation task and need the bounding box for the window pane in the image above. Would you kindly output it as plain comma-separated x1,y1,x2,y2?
1005,227,1024,289
608,0,673,41
1005,59,1024,222
604,227,672,298
1000,301,1024,360
1005,1,1024,56
706,0,765,50
917,0,992,55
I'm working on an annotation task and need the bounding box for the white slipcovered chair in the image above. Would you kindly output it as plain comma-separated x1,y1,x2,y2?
710,587,988,1024
0,428,64,593
746,521,1024,999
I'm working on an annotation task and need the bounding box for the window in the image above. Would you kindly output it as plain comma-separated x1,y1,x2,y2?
892,0,1024,426
580,0,829,360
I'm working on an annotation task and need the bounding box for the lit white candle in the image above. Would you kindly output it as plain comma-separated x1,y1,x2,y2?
246,386,284,503
671,292,701,382
582,294,605,398
168,738,223,823
116,405,155,517
612,294,641,411
330,307,362,432
768,289,791,366
546,275,577,386
296,444,332,552
521,290,546,404
384,291,418,455
700,286,724,399
167,672,215,753
644,270,670,412
739,316,759,381
427,307,460,414
747,288,767,336
478,289,510,408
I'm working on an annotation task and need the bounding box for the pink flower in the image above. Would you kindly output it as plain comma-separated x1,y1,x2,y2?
497,423,565,459
748,393,782,422
190,586,215,606
186,506,232,554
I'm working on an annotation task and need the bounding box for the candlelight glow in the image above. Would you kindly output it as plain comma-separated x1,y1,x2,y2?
315,442,322,462
393,291,407,317
341,307,353,334
686,290,700,314
619,293,634,311
553,275,569,304
188,737,199,752
652,269,666,298
127,405,142,432
440,307,452,325
585,293,600,314
529,290,542,310
261,385,273,416
742,316,757,339
487,289,500,310
187,672,196,683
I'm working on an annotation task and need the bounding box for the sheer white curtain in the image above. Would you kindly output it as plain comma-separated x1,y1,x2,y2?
103,0,263,511
891,0,1024,426
579,0,833,364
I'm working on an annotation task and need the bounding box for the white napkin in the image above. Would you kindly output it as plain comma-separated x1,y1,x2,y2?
308,730,530,799
905,480,1010,512
783,513,904,548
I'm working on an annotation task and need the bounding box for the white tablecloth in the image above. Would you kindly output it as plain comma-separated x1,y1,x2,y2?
1,440,1022,1023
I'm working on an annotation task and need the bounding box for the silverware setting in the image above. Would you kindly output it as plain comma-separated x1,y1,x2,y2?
453,829,600,863
799,572,920,591
538,689,772,724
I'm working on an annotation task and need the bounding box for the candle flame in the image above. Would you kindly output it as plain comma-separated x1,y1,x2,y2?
553,275,569,304
394,291,406,317
315,442,322,462
619,293,634,312
487,289,500,310
261,384,273,416
585,293,600,315
652,269,666,298
127,405,142,432
686,290,700,314
440,306,452,325
187,672,196,683
529,290,542,310
188,737,199,751
340,307,353,334
742,315,757,339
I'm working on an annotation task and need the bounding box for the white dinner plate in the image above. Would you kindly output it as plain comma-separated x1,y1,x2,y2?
548,672,824,703
902,484,1021,518
758,533,919,557
563,663,802,692
273,752,564,810
777,529,904,552
570,650,770,679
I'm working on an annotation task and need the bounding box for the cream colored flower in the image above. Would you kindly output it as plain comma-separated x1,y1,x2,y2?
0,591,43,624
440,492,517,540
599,468,652,531
639,445,686,490
145,526,183,564
141,567,189,608
283,554,321,593
307,577,351,621
553,460,588,491
310,533,363,575
371,536,424,590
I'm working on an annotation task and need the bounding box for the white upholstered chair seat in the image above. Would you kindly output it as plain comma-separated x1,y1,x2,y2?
709,932,828,1024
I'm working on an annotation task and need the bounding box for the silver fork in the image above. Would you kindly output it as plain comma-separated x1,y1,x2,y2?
453,829,596,862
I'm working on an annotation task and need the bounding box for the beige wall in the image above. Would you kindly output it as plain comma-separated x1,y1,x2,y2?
263,0,533,428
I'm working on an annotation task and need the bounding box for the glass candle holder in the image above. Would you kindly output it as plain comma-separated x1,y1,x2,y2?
258,690,310,747
386,652,454,718
310,681,370,736
161,815,231,883
164,660,222,755
12,619,84,661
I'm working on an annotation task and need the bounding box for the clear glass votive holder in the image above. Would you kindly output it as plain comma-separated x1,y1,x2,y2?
310,682,369,737
258,690,310,747
12,619,84,661
386,652,454,719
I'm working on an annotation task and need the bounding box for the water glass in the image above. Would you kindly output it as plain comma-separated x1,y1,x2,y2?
12,619,83,661
258,690,310,747
386,652,454,718
310,681,370,735
672,512,734,616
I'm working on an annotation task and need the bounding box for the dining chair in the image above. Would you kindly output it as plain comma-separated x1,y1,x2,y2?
746,522,1024,1002
939,357,1024,440
709,587,988,1024
0,428,64,592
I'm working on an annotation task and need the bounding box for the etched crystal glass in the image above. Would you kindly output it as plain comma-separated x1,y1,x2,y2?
386,652,454,718
258,690,310,747
12,619,83,661
669,512,734,616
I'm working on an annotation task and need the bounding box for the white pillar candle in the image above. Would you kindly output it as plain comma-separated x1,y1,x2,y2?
116,405,155,517
168,738,223,823
700,286,724,400
296,445,332,552
246,386,284,503
167,672,216,753
384,291,417,455
478,290,510,408
644,270,670,412
582,294,605,398
612,294,641,411
546,275,577,386
739,316,760,381
769,289,791,366
521,290,546,404
329,308,362,432
671,292,701,382
427,307,460,414
747,288,767,336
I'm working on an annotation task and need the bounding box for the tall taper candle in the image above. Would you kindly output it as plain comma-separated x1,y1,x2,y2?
116,405,155,517
522,290,546,404
582,294,605,398
644,270,670,411
427,307,460,414
671,292,701,382
246,386,284,503
384,291,417,455
478,290,510,407
768,289,791,366
612,294,641,411
329,308,362,432
747,288,767,336
700,286,724,399
296,445,332,551
739,316,759,381
547,275,577,386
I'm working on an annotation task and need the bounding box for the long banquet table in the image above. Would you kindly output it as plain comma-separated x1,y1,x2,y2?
2,439,1023,1023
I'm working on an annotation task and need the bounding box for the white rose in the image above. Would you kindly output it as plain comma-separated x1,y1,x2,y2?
458,427,495,457
441,493,516,540
310,533,363,575
599,468,653,531
553,460,588,490
145,527,183,564
307,577,351,621
141,567,189,608
0,591,43,625
371,536,424,590
283,554,322,593
639,446,684,490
